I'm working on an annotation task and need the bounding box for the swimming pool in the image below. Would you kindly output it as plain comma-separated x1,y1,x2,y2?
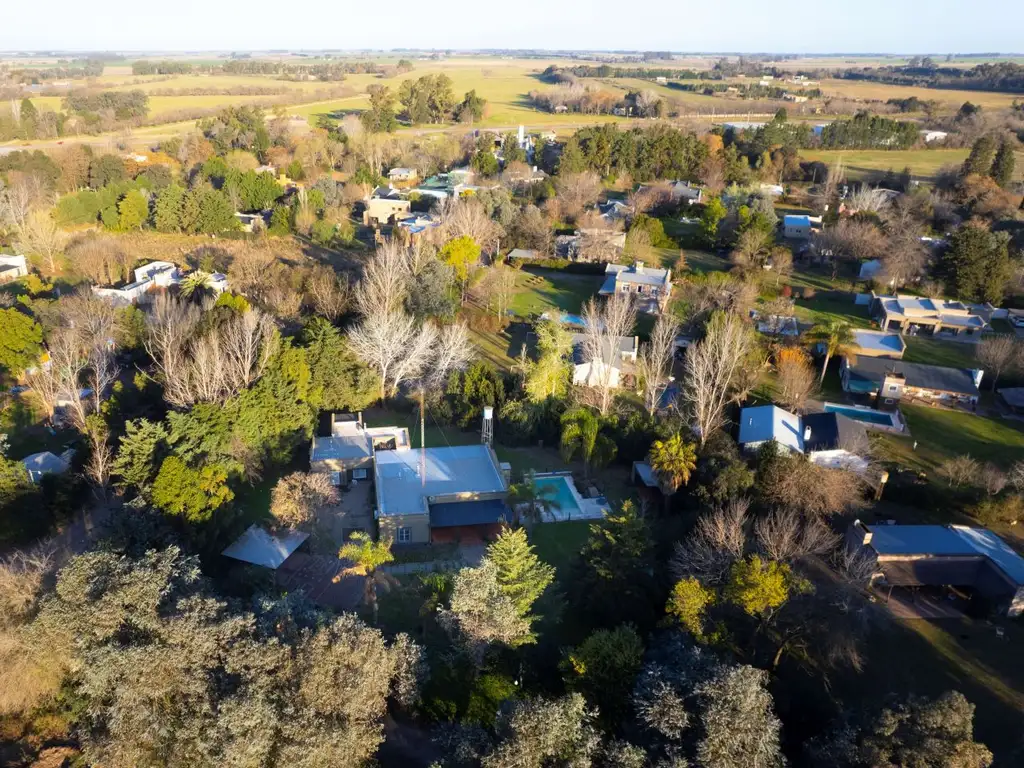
823,403,898,427
533,475,582,519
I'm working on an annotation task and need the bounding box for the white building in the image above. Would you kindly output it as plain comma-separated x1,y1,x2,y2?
0,254,28,284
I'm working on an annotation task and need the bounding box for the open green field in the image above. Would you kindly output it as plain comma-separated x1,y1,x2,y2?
508,269,602,317
901,336,981,370
874,404,1024,473
818,77,1024,111
801,147,1024,183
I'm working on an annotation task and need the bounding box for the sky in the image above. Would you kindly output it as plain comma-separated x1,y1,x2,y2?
1,0,1022,55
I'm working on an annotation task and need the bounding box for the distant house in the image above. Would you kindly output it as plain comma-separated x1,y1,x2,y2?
840,357,983,407
388,167,418,185
363,188,411,226
782,93,808,103
782,214,815,240
222,525,310,569
395,213,442,245
846,521,1024,617
570,333,639,389
752,310,799,337
849,329,906,359
737,405,869,472
870,293,994,337
553,105,569,114
21,451,72,483
92,261,225,306
759,183,785,197
599,200,632,222
668,181,704,205
0,254,28,284
507,248,540,261
858,259,884,282
599,261,672,313
571,229,627,262
919,130,949,143
235,212,264,232
92,280,154,307
655,76,668,84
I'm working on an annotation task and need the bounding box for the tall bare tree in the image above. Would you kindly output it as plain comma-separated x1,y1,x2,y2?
355,238,411,318
976,335,1020,391
680,311,757,446
17,209,68,275
145,295,202,408
637,312,680,416
437,197,503,254
671,498,750,584
554,171,602,222
581,294,637,416
755,509,839,563
347,311,423,402
305,264,350,321
775,347,817,413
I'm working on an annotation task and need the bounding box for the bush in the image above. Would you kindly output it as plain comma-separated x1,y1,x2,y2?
970,494,1023,527
524,260,606,274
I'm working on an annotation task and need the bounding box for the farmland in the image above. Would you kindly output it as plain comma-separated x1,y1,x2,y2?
800,147,1024,183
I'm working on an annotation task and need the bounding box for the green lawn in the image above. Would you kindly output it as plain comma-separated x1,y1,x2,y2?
793,291,874,329
800,147,1024,184
873,404,1024,473
902,337,980,370
530,519,591,576
509,269,602,318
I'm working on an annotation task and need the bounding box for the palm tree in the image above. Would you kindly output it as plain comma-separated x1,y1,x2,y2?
807,318,855,384
337,531,396,625
178,270,213,301
507,470,562,526
647,433,698,512
559,407,616,480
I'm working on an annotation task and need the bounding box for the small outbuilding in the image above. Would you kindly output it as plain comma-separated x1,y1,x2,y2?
222,525,310,569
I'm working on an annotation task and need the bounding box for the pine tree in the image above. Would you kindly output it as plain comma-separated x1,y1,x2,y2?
990,140,1016,188
154,184,185,232
961,135,996,177
486,527,554,621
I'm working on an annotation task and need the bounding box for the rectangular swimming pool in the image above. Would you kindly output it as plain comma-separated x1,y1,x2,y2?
533,475,582,519
823,403,898,427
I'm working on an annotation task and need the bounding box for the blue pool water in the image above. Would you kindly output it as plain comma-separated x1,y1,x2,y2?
533,476,581,514
559,313,587,328
824,403,896,426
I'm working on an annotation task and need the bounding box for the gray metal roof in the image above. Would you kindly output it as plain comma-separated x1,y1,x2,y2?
222,525,309,569
852,329,905,356
845,357,980,396
868,524,1024,585
310,434,372,462
374,445,506,518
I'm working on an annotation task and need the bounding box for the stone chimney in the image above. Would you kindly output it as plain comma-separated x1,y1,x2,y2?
634,261,644,273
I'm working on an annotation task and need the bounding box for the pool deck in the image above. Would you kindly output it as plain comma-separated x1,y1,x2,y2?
533,472,609,521
823,402,906,434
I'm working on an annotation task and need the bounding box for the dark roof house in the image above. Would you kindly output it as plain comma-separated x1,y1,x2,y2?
841,357,983,401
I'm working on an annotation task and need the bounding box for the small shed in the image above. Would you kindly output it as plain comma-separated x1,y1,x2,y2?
222,525,310,569
21,451,71,483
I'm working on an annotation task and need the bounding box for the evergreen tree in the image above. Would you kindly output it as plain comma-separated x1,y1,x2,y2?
112,419,168,498
486,527,554,622
154,183,185,232
990,140,1016,188
961,135,996,177
0,308,43,377
116,189,149,231
942,224,1012,304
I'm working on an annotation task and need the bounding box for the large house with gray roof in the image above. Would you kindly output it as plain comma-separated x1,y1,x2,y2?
840,357,983,407
737,404,869,472
847,521,1024,617
599,261,672,313
310,413,510,545
870,293,996,337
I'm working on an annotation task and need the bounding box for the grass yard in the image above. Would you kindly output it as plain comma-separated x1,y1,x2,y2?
818,78,1024,113
529,519,591,576
793,291,874,328
509,269,602,317
873,404,1024,474
902,336,980,370
800,148,1024,184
